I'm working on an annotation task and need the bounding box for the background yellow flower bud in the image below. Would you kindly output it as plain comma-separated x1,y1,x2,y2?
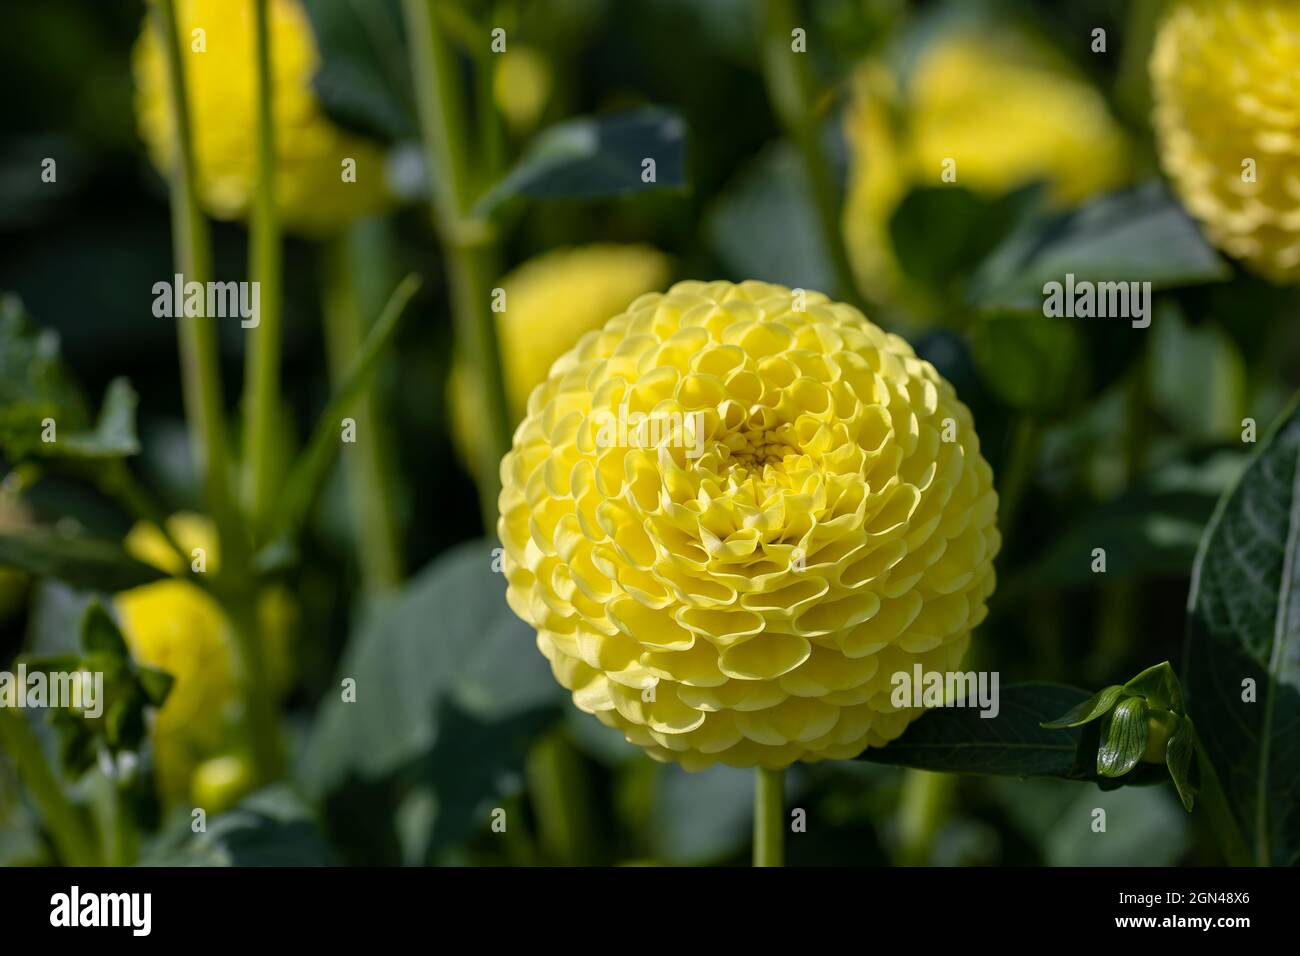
191,753,255,814
132,0,390,235
115,514,295,803
450,244,671,463
499,280,1000,770
843,28,1129,299
494,46,553,136
1151,0,1300,281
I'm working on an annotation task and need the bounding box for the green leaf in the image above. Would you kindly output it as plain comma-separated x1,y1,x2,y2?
1041,684,1124,729
971,182,1230,312
1123,661,1183,713
970,310,1083,413
706,142,835,295
58,378,140,459
79,601,128,659
1097,696,1148,778
1151,301,1247,442
859,683,1090,778
475,107,688,216
301,539,562,794
136,666,174,708
1005,450,1245,596
0,529,168,592
300,0,415,142
1184,394,1300,866
142,785,334,866
889,185,1037,292
652,764,756,865
0,295,89,460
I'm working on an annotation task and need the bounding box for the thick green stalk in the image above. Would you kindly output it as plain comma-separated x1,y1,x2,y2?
402,0,512,532
896,769,953,865
242,0,285,534
149,0,243,569
525,732,599,866
153,0,275,784
0,710,99,866
753,767,785,866
761,0,864,310
997,417,1042,538
322,232,404,592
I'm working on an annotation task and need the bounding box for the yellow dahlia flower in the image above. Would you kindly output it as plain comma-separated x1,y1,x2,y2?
133,0,389,235
1152,0,1300,281
116,515,237,803
499,280,1000,770
844,29,1129,298
451,244,671,460
115,514,294,805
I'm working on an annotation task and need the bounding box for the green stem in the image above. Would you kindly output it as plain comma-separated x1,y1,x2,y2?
322,232,404,592
275,274,421,540
229,599,282,783
997,417,1041,538
753,766,785,866
402,0,512,532
242,0,285,535
896,769,952,866
0,710,100,866
525,732,598,866
761,0,864,311
149,0,244,572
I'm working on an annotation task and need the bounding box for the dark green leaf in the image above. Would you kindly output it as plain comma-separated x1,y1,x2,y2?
475,108,688,215
971,182,1230,312
890,185,1038,291
1184,395,1300,866
1041,684,1124,729
0,530,169,592
136,666,174,707
79,601,128,659
860,683,1089,778
970,310,1082,413
300,0,414,142
1097,697,1148,778
142,785,334,866
707,141,835,296
1005,450,1245,596
301,539,562,794
1166,717,1196,812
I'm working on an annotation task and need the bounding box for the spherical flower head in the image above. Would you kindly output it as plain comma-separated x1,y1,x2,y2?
451,244,671,462
1151,0,1300,281
498,280,1000,770
115,513,294,803
132,0,390,236
843,28,1129,299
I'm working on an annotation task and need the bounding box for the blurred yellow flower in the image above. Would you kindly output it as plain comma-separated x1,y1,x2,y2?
499,280,1000,770
132,0,390,236
450,244,671,461
494,46,553,135
115,514,295,806
1151,0,1300,281
116,515,237,804
843,28,1129,299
